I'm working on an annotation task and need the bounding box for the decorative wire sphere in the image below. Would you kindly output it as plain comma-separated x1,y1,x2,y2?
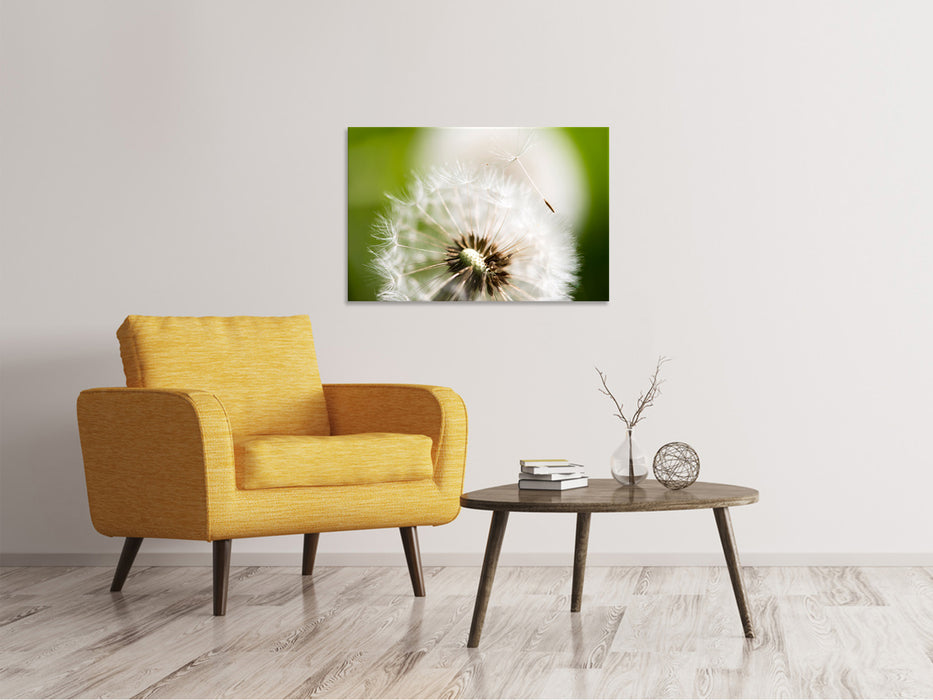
652,442,700,490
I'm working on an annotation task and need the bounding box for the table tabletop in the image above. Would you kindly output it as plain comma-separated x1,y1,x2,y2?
460,479,758,513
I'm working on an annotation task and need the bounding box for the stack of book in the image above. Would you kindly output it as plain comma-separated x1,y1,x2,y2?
518,459,588,490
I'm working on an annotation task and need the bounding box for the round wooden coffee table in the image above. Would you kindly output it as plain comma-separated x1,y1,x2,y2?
460,479,759,647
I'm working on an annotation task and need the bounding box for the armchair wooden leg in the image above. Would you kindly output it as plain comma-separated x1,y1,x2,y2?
400,527,426,597
213,539,231,616
110,537,143,592
302,533,319,576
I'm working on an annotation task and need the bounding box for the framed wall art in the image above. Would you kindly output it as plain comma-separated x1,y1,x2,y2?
348,127,608,302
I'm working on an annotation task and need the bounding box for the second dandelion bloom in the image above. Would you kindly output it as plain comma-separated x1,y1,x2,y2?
371,163,580,301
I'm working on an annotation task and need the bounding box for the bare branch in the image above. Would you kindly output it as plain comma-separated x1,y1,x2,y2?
595,367,630,428
629,356,670,427
598,357,670,430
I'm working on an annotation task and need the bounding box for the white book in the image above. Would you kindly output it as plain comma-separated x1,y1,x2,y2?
520,458,579,468
518,471,587,481
521,464,585,475
518,476,588,491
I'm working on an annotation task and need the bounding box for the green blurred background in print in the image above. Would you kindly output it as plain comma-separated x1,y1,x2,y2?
347,127,609,301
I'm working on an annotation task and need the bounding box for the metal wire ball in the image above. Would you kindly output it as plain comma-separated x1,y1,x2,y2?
652,442,700,490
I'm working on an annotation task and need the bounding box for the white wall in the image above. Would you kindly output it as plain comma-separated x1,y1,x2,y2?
2,1,931,566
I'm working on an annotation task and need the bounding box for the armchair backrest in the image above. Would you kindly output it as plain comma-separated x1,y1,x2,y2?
117,315,331,439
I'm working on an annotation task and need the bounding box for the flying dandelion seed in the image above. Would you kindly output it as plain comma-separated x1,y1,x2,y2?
370,163,579,301
491,131,556,212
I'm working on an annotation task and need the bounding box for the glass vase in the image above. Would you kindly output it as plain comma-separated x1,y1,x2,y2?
611,428,649,486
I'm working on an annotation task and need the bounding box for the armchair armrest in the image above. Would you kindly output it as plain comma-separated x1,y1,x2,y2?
76,388,235,541
322,384,468,499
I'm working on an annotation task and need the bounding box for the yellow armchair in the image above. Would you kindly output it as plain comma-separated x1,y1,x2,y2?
76,316,468,614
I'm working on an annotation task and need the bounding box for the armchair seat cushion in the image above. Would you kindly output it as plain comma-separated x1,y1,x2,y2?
239,433,434,489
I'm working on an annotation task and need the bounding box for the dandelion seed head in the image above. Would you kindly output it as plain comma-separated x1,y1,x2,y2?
457,247,488,274
369,163,579,301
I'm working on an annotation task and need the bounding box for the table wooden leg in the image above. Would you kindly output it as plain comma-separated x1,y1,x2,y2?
713,507,754,638
468,510,509,648
571,512,591,612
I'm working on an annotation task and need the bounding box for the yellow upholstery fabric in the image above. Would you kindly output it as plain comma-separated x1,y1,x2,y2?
239,433,434,489
77,388,228,540
76,315,469,542
78,384,466,540
322,384,465,506
117,315,331,440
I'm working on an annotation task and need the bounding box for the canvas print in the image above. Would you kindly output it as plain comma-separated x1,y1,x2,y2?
348,127,608,301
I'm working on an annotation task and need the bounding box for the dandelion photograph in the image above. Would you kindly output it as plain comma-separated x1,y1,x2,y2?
347,127,609,302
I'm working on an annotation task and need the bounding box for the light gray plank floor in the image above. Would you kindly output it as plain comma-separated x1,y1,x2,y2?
1,565,931,698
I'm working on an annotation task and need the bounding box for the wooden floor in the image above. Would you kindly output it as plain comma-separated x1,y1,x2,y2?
1,565,932,698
